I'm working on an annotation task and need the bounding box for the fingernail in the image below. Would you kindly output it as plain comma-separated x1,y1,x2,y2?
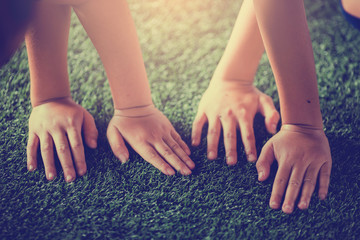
28,165,35,171
191,139,196,146
118,154,128,164
271,124,277,134
284,205,293,213
182,168,192,176
299,201,307,209
91,140,97,148
270,201,278,208
258,171,264,180
48,173,55,180
247,154,257,162
166,168,175,176
319,194,326,200
208,151,216,159
66,175,74,182
78,169,86,176
227,156,234,165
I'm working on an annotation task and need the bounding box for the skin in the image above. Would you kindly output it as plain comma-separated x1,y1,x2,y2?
342,0,360,17
26,0,194,182
193,0,332,213
192,0,280,164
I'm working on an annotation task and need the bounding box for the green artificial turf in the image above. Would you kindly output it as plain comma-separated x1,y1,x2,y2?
1,0,360,239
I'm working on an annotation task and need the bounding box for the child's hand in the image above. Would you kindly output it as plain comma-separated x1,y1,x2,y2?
27,97,98,182
191,80,280,165
107,105,194,175
256,124,332,214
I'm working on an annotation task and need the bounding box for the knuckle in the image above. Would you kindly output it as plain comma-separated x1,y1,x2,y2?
246,133,254,141
209,128,219,135
237,107,247,118
163,147,174,157
146,148,158,160
321,172,331,178
224,108,233,117
290,179,301,187
71,140,82,150
57,143,68,154
62,165,73,172
170,143,180,150
303,178,315,186
174,135,182,142
225,131,236,139
41,142,52,152
275,177,287,186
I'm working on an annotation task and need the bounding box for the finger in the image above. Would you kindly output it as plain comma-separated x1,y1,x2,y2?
256,140,275,181
220,116,237,166
191,113,207,146
207,117,221,160
258,95,280,134
165,135,195,170
107,125,129,164
154,140,192,175
67,128,87,176
282,167,306,214
269,163,291,210
135,144,175,176
318,161,331,200
27,132,39,172
171,130,191,156
52,131,76,182
238,119,257,162
298,164,320,210
39,133,57,181
83,110,98,148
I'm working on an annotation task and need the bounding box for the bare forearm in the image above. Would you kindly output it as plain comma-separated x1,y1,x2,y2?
253,0,323,127
212,0,264,85
72,0,152,109
26,2,72,107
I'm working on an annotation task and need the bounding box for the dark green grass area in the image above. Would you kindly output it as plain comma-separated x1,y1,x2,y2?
1,0,360,239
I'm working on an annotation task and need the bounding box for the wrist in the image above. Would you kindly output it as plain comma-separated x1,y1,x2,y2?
208,77,255,92
280,124,325,135
31,96,73,108
114,103,156,118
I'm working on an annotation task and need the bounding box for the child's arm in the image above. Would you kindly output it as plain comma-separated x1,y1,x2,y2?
192,0,280,164
71,0,194,175
253,0,332,213
26,2,98,182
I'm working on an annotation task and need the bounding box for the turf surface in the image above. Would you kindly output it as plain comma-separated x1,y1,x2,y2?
1,0,360,239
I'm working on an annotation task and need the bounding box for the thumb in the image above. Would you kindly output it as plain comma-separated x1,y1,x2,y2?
106,123,129,164
256,139,275,181
83,110,98,148
258,95,280,134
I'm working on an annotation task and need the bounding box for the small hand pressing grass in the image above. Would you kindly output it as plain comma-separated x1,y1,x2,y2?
256,124,332,214
192,80,279,165
107,104,194,176
27,97,98,182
